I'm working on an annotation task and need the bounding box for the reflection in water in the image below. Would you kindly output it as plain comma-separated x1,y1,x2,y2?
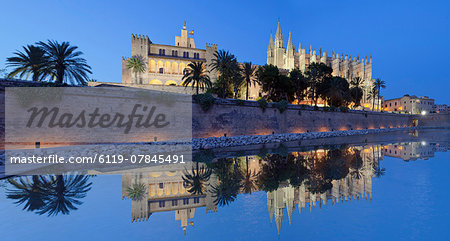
120,140,449,235
6,175,92,216
4,139,449,236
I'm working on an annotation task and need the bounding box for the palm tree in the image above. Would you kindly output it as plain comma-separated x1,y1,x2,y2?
126,183,146,201
37,40,92,85
210,50,237,98
374,78,386,111
182,62,211,95
231,66,244,99
367,87,378,111
182,162,212,195
241,62,257,100
6,45,49,82
350,77,365,108
126,56,146,84
241,156,258,194
210,158,242,206
37,175,92,216
6,176,51,212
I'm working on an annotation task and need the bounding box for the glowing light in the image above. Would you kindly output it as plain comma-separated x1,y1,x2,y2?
421,110,427,115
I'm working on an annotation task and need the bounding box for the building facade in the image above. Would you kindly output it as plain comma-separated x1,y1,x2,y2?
122,22,217,86
383,95,435,114
433,104,449,113
267,21,374,105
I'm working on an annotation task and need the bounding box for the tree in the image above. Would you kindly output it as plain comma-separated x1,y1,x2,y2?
257,64,295,102
290,68,308,104
231,65,244,99
6,176,51,212
182,61,212,95
319,76,351,107
367,87,379,111
210,50,237,98
350,77,365,108
241,62,257,100
38,175,92,216
374,78,386,111
305,63,333,106
126,56,145,84
182,162,212,195
7,175,92,216
6,45,49,82
38,40,92,85
241,156,258,194
126,183,146,201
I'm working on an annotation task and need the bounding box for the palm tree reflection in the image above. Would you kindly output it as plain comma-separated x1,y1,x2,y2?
182,162,212,195
7,175,92,216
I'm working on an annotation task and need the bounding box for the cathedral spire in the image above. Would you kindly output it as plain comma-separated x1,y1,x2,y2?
275,21,282,41
274,21,283,48
268,33,274,50
287,32,293,50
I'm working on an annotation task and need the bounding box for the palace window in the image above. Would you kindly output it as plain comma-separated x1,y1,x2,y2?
159,68,164,74
193,53,199,59
183,198,189,205
159,201,165,208
183,52,189,58
193,197,200,204
159,49,165,56
172,200,178,206
172,50,178,57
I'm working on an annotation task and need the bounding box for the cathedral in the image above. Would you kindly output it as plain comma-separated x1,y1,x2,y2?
267,22,374,105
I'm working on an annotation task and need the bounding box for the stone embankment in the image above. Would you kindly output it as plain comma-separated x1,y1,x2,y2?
150,127,416,150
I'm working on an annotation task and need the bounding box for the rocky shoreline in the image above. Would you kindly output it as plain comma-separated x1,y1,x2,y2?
191,127,417,150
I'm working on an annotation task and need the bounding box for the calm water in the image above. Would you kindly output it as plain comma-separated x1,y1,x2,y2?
1,130,449,241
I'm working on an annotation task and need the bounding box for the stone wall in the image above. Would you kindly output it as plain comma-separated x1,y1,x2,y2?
192,99,414,138
415,113,450,128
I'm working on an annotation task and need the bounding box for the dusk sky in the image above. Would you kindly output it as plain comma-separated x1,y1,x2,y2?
1,0,449,103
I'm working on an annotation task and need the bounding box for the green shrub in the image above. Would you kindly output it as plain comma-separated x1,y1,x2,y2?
339,106,349,112
314,106,319,111
274,99,288,113
257,98,268,112
323,106,330,112
193,93,215,112
330,106,337,112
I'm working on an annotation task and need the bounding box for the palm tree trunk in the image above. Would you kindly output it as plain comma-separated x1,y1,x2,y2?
246,80,249,100
196,82,199,95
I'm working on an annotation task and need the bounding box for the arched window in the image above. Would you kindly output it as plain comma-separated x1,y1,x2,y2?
159,68,164,74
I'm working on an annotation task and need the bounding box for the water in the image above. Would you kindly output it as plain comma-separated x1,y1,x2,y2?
1,130,449,241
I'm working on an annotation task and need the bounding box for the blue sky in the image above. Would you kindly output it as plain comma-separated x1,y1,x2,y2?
1,0,449,103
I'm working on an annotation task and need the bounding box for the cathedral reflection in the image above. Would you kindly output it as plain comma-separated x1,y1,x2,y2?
122,141,448,234
122,144,387,235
